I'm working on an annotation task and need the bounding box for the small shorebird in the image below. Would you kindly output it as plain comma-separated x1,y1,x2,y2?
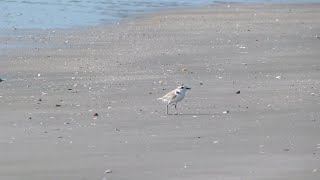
157,84,191,115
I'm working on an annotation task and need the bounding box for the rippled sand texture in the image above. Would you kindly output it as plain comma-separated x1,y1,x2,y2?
1,3,320,180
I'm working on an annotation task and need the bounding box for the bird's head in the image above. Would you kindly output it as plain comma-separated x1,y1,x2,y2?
178,84,191,91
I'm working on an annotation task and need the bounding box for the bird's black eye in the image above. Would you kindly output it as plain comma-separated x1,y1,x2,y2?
181,87,184,89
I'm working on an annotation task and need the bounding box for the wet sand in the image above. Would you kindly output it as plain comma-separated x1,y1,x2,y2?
1,3,320,180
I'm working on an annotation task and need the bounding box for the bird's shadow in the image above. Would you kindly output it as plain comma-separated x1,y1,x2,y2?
168,113,216,116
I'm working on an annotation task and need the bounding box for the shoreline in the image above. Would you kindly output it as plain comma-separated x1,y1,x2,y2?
1,2,319,51
2,0,320,30
1,2,320,37
1,3,320,180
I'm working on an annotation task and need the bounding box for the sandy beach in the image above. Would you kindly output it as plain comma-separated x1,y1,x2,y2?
1,3,320,180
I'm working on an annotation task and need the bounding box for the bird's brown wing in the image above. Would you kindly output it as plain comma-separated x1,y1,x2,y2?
162,89,176,99
171,94,177,101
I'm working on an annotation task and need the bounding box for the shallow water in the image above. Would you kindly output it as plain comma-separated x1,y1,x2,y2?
1,0,318,29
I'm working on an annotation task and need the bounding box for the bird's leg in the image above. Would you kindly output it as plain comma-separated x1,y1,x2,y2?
166,104,169,115
174,103,179,115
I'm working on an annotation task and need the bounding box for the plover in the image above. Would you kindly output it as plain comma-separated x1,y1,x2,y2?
158,84,191,115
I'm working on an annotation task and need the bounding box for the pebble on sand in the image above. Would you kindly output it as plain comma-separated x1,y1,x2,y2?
236,91,240,94
104,169,112,174
94,113,99,116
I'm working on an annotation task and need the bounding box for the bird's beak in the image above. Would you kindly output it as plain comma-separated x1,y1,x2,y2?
186,87,191,90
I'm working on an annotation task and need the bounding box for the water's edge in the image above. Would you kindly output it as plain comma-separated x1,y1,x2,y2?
1,1,319,49
1,0,319,30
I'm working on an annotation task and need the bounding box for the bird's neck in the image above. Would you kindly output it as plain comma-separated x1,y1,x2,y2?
176,89,186,95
